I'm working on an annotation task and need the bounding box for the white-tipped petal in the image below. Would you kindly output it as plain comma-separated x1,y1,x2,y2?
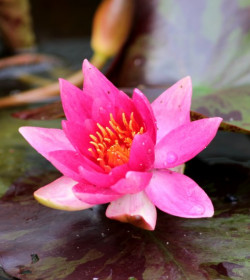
106,191,157,230
34,176,93,211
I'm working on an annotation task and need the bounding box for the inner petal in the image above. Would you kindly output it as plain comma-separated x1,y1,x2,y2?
88,112,144,172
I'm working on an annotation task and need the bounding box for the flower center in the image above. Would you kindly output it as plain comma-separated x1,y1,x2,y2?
88,112,144,172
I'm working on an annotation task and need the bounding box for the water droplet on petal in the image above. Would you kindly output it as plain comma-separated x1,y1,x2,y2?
166,152,178,164
186,187,195,197
99,107,105,113
142,142,145,146
190,205,204,215
147,149,152,154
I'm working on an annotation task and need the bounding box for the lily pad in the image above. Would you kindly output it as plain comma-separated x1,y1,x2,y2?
1,108,250,279
1,149,250,279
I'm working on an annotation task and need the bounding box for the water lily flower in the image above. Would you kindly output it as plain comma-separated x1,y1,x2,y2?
19,59,222,230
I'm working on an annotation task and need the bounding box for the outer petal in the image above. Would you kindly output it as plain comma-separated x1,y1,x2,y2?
59,78,92,123
132,88,157,143
110,171,152,194
19,127,83,180
151,77,192,142
34,176,92,211
145,170,214,218
154,117,222,169
106,191,157,231
128,132,155,171
73,183,121,204
19,127,74,155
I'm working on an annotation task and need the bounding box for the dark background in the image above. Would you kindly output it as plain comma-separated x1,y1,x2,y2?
30,0,101,40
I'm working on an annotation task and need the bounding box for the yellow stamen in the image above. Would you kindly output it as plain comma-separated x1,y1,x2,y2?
90,135,98,142
97,123,108,137
89,112,144,172
96,131,103,142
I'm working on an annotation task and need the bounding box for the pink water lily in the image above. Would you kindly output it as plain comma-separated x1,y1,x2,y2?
19,59,222,230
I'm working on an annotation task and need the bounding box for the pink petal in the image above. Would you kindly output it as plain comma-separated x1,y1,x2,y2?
129,132,155,171
145,170,214,218
19,127,74,155
82,59,118,99
62,119,96,159
19,127,83,180
91,95,136,129
82,59,134,122
73,183,121,204
132,88,157,143
49,150,103,182
106,191,157,230
91,98,115,126
110,171,152,194
59,78,92,123
151,77,192,142
154,117,222,169
78,164,129,187
34,176,92,211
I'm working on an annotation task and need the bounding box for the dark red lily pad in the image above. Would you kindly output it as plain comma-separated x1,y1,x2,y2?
1,159,250,279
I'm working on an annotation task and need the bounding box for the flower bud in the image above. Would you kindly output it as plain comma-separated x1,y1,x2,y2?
91,0,134,59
